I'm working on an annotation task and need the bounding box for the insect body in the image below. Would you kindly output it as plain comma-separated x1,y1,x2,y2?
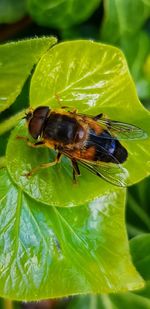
22,106,146,187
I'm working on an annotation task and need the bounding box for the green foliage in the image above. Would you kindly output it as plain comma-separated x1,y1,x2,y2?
67,294,150,309
127,177,150,237
0,38,149,301
0,0,27,24
119,32,150,81
130,234,150,285
64,234,150,308
0,168,144,300
27,0,101,29
7,123,122,207
100,0,150,102
101,0,150,43
0,37,57,112
141,55,150,104
6,41,150,208
0,0,150,303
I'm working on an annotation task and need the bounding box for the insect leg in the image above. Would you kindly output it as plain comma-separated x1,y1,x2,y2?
16,136,45,148
70,108,78,114
93,113,112,130
16,136,29,141
24,152,62,177
63,107,78,114
71,160,80,183
57,105,78,114
72,169,76,183
93,113,103,121
55,93,62,106
26,141,46,148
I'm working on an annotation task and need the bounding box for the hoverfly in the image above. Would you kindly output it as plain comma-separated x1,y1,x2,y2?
19,106,147,187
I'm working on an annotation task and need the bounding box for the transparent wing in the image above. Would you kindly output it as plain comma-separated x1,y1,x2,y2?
78,159,128,187
76,112,147,140
97,118,147,140
62,147,128,187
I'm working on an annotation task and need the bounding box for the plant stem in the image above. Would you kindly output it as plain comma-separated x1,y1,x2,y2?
0,156,6,168
0,109,26,135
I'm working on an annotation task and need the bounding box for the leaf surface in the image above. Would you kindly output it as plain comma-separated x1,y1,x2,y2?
65,234,150,308
27,0,101,29
0,37,57,112
6,40,150,207
0,168,144,300
100,0,150,44
127,177,150,238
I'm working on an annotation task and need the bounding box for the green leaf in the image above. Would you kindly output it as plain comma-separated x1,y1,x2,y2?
65,234,150,308
100,0,150,44
27,0,101,29
99,1,150,102
127,177,150,238
0,168,144,300
108,234,150,307
6,40,150,207
0,37,57,112
144,54,150,81
66,294,150,309
0,0,27,24
130,234,150,283
119,32,150,101
139,54,150,102
109,293,150,309
0,132,10,157
120,32,150,82
6,121,126,207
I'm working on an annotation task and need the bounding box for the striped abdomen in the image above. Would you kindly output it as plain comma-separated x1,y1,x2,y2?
84,129,128,163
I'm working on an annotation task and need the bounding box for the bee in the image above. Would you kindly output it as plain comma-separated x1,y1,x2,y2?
19,106,147,187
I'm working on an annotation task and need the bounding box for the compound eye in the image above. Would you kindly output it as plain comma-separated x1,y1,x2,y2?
28,106,50,139
28,117,43,139
33,106,50,118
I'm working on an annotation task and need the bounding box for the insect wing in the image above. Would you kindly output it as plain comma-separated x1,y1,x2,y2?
97,118,147,140
61,136,128,186
75,111,147,140
78,159,128,187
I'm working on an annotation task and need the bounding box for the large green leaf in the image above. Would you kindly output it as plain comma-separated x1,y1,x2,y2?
65,234,150,309
0,0,27,24
106,234,150,307
0,37,57,112
0,168,144,300
27,0,101,29
6,122,126,207
6,40,150,207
